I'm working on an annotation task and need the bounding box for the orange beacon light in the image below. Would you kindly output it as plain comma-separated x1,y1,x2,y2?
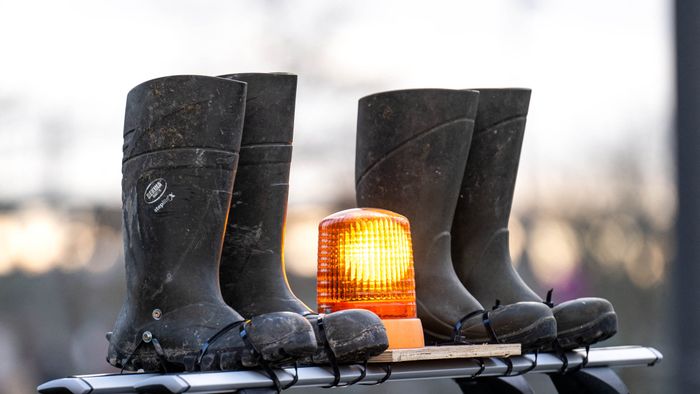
317,208,424,349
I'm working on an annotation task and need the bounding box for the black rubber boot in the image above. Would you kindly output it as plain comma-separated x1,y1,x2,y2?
355,89,556,351
106,75,316,373
451,88,617,351
218,73,388,365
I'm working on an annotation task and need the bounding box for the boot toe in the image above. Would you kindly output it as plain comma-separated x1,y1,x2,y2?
314,309,389,363
551,297,617,350
246,311,318,361
457,302,557,351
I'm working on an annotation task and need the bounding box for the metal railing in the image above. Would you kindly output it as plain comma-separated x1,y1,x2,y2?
38,345,662,393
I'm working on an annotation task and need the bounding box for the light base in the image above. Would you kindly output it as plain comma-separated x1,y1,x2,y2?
382,318,425,349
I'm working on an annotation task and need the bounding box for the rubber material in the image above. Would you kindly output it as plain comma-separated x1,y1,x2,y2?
552,298,618,351
355,88,556,351
107,75,316,372
218,72,388,364
451,88,617,350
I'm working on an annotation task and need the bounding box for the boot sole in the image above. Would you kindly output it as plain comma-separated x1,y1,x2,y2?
423,315,556,352
113,328,315,372
497,315,557,353
304,317,389,364
110,315,318,372
111,345,260,372
330,325,389,363
549,311,618,351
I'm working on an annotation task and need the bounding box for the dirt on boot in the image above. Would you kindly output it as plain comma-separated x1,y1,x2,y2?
107,75,316,372
355,88,557,350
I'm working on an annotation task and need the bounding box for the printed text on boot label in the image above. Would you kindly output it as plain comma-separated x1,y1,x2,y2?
144,178,167,204
153,193,175,213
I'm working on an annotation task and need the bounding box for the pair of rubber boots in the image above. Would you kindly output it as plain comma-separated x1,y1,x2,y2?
106,74,388,373
356,88,618,351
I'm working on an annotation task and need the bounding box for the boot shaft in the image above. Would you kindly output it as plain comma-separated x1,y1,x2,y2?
218,73,301,314
121,75,247,311
355,89,487,337
355,89,479,250
219,72,296,145
219,73,296,254
123,75,245,160
454,88,531,236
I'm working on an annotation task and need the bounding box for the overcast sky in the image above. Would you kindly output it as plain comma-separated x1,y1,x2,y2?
0,0,673,207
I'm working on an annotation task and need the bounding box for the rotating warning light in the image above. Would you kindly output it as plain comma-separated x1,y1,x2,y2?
317,208,424,348
317,208,416,318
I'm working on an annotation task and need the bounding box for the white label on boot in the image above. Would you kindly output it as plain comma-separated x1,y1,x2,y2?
144,178,167,204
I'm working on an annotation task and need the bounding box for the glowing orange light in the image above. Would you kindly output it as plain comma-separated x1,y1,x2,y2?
317,208,424,348
317,208,417,319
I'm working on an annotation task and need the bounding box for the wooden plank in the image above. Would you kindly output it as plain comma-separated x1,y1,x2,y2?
368,344,521,363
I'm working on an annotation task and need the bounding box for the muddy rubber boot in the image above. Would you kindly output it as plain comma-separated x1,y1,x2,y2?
451,88,617,351
217,72,388,364
106,75,316,373
355,89,556,351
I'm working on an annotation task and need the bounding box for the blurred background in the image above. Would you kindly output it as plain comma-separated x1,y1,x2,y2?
0,0,678,392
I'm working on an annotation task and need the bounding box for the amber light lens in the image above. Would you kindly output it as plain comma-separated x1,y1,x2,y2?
317,208,417,319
